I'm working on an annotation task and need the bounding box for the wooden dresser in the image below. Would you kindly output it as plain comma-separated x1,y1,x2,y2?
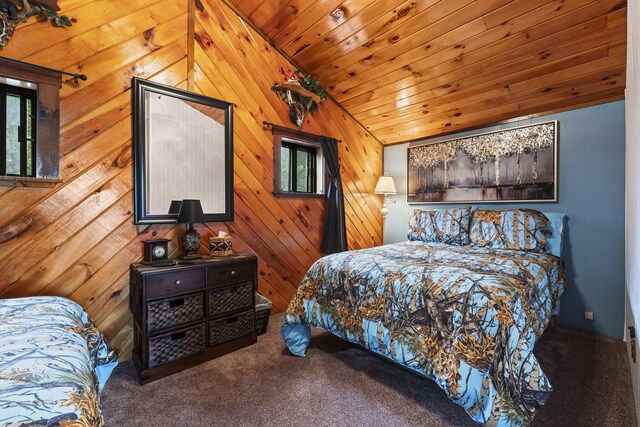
129,254,258,384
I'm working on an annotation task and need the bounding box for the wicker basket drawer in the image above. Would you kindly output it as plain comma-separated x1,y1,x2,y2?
208,282,253,316
147,323,206,368
147,292,204,333
209,310,254,347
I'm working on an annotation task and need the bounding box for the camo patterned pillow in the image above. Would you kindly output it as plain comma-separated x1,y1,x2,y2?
407,206,472,245
470,208,550,252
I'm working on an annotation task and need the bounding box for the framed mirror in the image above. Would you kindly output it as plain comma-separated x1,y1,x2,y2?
132,78,234,224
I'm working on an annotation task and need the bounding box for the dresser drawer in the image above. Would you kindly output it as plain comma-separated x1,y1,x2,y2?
147,323,206,368
207,261,254,287
147,292,204,333
145,269,205,299
208,282,253,316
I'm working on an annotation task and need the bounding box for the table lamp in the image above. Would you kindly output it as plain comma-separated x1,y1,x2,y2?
177,199,205,259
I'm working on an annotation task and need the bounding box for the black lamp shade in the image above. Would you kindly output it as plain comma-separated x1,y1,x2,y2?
168,200,182,215
177,199,206,224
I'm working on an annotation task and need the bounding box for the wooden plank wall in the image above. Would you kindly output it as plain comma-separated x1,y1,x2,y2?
0,0,383,361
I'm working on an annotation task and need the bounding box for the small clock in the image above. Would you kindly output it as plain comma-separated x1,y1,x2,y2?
143,239,170,262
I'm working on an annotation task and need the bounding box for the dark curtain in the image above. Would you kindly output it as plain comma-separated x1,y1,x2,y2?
319,136,347,254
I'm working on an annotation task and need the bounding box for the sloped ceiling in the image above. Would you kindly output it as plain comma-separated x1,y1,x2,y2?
228,0,627,144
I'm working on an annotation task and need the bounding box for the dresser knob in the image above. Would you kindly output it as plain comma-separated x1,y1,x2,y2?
230,271,236,276
175,280,181,285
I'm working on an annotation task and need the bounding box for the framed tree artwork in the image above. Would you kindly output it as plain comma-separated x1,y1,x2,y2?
407,121,557,203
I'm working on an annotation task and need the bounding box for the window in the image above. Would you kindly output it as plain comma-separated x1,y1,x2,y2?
271,125,326,198
281,140,317,193
1,82,37,177
0,57,62,187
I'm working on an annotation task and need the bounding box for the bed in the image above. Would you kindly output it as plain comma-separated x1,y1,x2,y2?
282,208,567,426
0,296,118,427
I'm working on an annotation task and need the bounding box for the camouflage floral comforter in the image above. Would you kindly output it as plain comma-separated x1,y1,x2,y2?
282,241,567,426
0,297,118,427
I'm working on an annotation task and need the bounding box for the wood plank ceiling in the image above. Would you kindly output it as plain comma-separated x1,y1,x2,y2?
229,0,628,144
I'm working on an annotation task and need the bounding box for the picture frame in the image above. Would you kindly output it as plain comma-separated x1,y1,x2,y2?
407,120,558,204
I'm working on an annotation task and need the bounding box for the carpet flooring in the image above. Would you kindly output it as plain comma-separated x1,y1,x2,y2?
102,315,637,426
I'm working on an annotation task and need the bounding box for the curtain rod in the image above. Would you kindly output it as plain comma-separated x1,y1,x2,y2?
262,121,342,143
2,57,87,83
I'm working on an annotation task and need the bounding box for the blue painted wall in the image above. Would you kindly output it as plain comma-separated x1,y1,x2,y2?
382,101,625,338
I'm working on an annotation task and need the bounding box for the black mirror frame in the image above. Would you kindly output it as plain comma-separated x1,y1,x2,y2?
132,77,234,224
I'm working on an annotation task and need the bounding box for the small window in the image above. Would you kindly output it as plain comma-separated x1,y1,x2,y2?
0,58,62,187
280,140,317,193
1,82,37,177
271,126,326,198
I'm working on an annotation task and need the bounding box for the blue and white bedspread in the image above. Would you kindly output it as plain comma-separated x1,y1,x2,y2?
282,241,567,426
0,297,118,427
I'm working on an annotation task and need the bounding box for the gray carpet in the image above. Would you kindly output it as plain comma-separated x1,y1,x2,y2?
102,315,637,426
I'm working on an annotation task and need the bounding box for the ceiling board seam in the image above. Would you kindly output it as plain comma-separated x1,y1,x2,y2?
328,0,612,99
332,0,612,106
380,95,624,146
273,0,352,48
365,63,626,133
294,0,428,68
287,0,400,63
346,21,624,120
382,87,625,142
316,0,481,83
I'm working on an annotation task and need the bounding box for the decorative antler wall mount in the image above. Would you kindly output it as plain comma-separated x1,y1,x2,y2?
0,0,72,49
271,69,327,128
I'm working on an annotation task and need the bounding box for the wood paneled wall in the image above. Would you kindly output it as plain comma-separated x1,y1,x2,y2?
0,0,383,361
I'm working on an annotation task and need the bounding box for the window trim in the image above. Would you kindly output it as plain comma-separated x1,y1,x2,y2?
0,58,62,188
271,125,327,199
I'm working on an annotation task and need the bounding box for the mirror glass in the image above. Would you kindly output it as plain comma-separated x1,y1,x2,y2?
133,78,234,224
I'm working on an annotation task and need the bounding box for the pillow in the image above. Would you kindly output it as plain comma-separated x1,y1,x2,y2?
407,209,437,243
470,208,550,252
542,212,566,257
407,206,472,245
